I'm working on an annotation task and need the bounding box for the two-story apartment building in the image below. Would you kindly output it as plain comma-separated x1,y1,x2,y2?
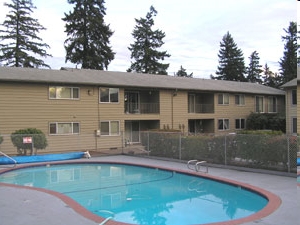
0,67,285,155
281,77,298,134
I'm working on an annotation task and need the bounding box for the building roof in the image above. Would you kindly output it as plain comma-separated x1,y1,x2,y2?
0,67,285,95
281,78,297,88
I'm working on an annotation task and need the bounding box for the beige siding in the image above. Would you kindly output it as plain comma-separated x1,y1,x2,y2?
0,81,286,155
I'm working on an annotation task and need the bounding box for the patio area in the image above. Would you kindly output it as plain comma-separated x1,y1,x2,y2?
0,155,298,225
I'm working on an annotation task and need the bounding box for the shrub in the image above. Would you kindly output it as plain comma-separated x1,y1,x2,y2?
11,128,48,155
246,112,285,133
0,134,3,145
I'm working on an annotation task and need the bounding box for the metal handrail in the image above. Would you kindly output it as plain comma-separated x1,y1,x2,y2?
187,159,208,173
0,151,17,167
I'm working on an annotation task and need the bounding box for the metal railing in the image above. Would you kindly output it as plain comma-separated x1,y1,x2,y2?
124,103,160,114
0,151,17,167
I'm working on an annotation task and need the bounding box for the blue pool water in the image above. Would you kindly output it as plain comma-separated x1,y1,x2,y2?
0,163,268,225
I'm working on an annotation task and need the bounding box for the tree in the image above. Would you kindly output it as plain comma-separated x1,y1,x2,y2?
213,32,246,81
262,63,280,88
63,0,115,70
0,0,52,68
11,128,48,155
127,6,170,75
246,51,263,83
279,21,297,83
175,65,193,77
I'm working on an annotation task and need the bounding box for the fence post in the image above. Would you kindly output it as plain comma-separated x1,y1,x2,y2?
179,133,181,161
224,135,227,165
287,135,290,173
147,131,150,152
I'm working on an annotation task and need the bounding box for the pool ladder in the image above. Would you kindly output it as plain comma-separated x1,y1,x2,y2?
187,160,208,173
0,151,17,167
97,210,114,225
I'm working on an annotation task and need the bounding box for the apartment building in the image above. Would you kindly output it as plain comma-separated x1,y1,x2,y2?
281,77,298,134
0,67,285,154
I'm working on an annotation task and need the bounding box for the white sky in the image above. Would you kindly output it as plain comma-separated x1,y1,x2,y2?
0,0,297,78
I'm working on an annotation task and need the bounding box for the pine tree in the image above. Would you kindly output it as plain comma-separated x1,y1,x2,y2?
246,51,263,83
175,65,193,77
262,63,280,88
127,6,170,75
279,21,297,83
214,32,246,81
0,0,51,68
63,0,115,70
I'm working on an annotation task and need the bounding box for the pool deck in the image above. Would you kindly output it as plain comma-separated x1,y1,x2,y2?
0,155,298,225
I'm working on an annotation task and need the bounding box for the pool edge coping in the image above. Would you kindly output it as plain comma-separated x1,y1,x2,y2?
0,159,282,225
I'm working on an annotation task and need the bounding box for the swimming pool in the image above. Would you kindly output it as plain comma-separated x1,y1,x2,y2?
0,162,279,225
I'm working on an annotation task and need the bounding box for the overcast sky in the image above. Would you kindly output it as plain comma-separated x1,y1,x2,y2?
0,0,297,78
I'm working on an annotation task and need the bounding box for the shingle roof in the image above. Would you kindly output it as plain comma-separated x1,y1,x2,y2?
281,78,297,88
0,67,285,95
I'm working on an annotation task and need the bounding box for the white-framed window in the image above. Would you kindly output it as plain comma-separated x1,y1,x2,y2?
49,122,80,135
268,96,277,113
99,87,119,103
218,119,229,130
49,86,79,99
218,93,229,105
255,96,264,113
100,121,120,136
235,118,246,130
235,94,245,105
291,89,297,106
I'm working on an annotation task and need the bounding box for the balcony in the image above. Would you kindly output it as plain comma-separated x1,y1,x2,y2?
124,89,160,114
188,103,214,114
125,103,160,114
188,93,215,114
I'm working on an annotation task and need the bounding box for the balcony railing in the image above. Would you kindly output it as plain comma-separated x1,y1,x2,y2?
189,104,214,114
125,103,160,114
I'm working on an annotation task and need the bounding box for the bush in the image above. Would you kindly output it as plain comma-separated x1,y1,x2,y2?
0,134,3,145
11,128,48,155
246,112,285,133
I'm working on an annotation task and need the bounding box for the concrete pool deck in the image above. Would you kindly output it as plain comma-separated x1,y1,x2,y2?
0,155,298,225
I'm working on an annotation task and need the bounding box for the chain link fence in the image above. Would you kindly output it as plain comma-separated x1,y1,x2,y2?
140,131,298,173
0,132,298,173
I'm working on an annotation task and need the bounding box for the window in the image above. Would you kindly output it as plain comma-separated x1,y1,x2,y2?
100,121,120,136
268,96,277,113
292,89,297,105
292,117,297,134
255,96,264,113
100,88,119,103
235,95,245,105
218,119,229,130
49,86,79,99
218,94,229,105
49,122,80,135
235,118,246,129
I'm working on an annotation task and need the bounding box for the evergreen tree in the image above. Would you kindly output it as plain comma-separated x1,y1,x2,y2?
279,21,297,83
175,65,193,77
298,26,300,66
262,63,280,88
0,0,51,68
213,32,246,81
63,0,115,70
127,6,170,75
246,51,263,83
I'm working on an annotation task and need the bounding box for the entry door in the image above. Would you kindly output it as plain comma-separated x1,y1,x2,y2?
125,121,140,143
125,92,140,113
